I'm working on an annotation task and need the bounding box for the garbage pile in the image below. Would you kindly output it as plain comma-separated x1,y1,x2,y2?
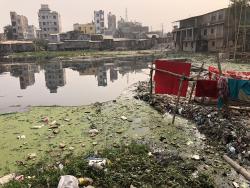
135,81,250,166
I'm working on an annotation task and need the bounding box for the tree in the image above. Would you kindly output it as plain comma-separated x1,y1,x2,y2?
3,25,14,40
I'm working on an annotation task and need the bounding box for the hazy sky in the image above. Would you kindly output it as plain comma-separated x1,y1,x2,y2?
1,0,229,33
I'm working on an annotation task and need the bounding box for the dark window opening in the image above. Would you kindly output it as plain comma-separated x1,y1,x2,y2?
212,41,215,47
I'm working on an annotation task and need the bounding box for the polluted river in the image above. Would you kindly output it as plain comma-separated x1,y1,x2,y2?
0,57,249,187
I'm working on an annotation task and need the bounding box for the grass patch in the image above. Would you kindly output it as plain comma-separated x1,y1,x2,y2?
3,143,215,188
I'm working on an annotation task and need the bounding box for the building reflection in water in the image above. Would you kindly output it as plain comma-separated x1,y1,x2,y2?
9,64,39,89
44,62,66,93
0,60,149,92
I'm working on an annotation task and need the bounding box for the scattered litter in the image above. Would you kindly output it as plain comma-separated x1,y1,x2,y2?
88,158,108,170
78,177,93,186
64,118,70,122
232,182,239,188
92,142,98,146
53,129,60,134
31,125,44,129
69,147,74,151
58,164,64,170
50,120,56,125
15,175,24,181
27,153,37,160
89,129,99,137
121,116,127,120
0,173,15,185
42,117,49,124
57,175,79,188
148,152,153,157
191,155,200,160
17,135,26,139
186,141,193,146
192,171,199,178
59,143,66,149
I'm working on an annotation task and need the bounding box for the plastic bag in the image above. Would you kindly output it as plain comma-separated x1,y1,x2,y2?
57,175,79,188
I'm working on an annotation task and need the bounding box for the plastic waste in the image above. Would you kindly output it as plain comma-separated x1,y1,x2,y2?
57,175,79,188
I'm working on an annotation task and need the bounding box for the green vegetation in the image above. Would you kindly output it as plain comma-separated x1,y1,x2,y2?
3,143,215,188
6,50,155,60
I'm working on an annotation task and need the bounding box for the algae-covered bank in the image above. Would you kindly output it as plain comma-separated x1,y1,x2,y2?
0,86,246,187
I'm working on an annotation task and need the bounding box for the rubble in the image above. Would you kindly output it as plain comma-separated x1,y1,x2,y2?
135,81,250,166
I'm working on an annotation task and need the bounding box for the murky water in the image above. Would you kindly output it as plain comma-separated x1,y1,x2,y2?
0,61,149,112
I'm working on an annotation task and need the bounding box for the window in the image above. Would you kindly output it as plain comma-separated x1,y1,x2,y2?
53,15,57,19
191,42,193,48
219,14,223,20
90,27,93,30
12,22,16,26
44,28,47,31
97,20,100,24
54,28,58,31
42,16,45,19
212,41,215,47
204,29,207,36
43,22,46,25
54,22,57,26
211,15,216,21
211,28,214,34
13,28,16,33
185,42,188,47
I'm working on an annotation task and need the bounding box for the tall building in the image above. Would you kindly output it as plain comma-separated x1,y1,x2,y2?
38,4,62,39
27,25,37,40
73,22,96,34
108,12,116,32
10,12,29,40
94,10,105,34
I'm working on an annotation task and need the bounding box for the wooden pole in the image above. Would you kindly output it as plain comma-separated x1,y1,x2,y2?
149,64,153,96
223,155,250,181
188,62,204,103
172,75,184,124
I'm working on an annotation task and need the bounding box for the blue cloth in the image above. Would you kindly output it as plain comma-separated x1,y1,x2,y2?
228,79,250,100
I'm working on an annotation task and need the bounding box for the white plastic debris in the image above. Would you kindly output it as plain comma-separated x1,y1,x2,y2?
232,182,239,188
0,173,15,185
191,155,200,160
88,158,107,170
57,175,79,188
121,116,127,120
17,135,26,139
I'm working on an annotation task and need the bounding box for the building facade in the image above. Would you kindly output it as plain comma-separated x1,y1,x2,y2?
107,12,116,34
94,10,105,34
73,22,96,34
173,6,250,53
27,25,37,40
10,12,29,40
38,4,62,39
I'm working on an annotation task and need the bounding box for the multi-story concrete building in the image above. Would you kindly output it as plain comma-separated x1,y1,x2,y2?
107,12,116,34
73,22,96,34
10,12,29,40
38,4,62,39
117,18,149,39
94,10,105,34
173,5,250,53
27,25,37,40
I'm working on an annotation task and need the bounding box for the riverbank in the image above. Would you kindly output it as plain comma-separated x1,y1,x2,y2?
0,50,165,63
0,85,248,187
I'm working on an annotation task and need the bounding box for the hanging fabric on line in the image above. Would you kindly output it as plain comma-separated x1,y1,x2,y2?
228,79,250,102
195,80,218,98
154,59,191,97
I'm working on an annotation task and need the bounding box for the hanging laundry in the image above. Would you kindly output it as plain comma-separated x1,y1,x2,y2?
228,79,250,102
217,77,229,109
209,66,250,80
195,80,218,98
154,59,191,97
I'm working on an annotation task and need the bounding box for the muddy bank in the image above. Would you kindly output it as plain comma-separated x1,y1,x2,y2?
135,81,250,168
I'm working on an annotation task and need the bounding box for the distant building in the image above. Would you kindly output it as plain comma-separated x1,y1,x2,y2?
0,33,6,41
44,62,66,93
10,12,29,40
94,10,105,34
117,18,149,39
73,22,96,34
173,5,250,53
27,25,37,40
106,12,116,35
38,4,62,40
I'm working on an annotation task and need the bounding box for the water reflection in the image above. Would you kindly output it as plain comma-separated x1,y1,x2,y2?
0,61,149,112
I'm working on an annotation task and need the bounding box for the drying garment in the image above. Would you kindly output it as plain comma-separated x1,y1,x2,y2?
154,59,191,97
217,77,229,109
228,79,250,102
195,80,218,98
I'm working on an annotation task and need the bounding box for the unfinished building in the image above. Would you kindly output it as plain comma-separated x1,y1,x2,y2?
173,3,250,53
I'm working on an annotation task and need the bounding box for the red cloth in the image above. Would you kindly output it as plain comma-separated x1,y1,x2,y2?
154,59,191,97
209,66,250,80
195,80,218,98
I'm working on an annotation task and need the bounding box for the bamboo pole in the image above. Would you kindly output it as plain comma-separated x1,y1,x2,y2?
149,65,153,96
172,75,184,124
223,155,250,181
188,62,205,103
